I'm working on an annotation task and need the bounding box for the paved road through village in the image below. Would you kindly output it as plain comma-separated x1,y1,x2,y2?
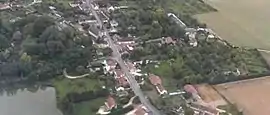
85,0,162,114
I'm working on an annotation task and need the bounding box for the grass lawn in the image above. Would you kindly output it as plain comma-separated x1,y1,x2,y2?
53,77,104,100
146,62,179,92
72,97,105,115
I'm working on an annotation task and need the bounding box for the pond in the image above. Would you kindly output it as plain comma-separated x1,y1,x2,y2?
0,87,62,115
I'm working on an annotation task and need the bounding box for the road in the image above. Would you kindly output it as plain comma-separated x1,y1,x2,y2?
85,0,162,115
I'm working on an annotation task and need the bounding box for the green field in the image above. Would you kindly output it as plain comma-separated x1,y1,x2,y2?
53,77,104,100
72,98,105,115
195,0,270,50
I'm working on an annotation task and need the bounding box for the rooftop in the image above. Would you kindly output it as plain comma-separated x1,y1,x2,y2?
116,77,129,86
105,96,116,110
184,84,198,94
114,69,124,78
0,3,10,10
106,59,117,66
133,104,148,115
148,74,162,85
126,61,136,70
162,37,176,44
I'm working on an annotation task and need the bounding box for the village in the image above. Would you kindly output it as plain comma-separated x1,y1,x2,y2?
1,0,269,115
62,0,234,115
0,0,235,115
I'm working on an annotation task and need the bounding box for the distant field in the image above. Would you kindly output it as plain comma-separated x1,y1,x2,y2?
195,0,270,50
215,76,270,115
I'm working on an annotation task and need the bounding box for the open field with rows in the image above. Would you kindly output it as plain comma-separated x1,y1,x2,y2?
195,0,270,50
215,76,270,115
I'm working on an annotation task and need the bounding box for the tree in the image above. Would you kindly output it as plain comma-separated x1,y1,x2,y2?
149,21,162,38
32,16,55,37
102,47,113,56
0,34,9,50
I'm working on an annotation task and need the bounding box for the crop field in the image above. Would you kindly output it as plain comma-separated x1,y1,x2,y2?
214,76,270,115
195,0,270,50
195,84,226,107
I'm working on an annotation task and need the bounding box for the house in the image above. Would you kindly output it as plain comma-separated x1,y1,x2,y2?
116,77,129,87
114,69,125,78
105,96,117,110
156,84,167,95
97,96,117,114
0,3,11,10
184,84,201,100
103,59,117,74
126,62,139,73
149,74,162,85
148,74,168,95
110,20,118,27
161,37,176,45
126,104,148,115
69,2,80,8
186,32,198,47
108,6,128,12
88,62,104,72
109,27,118,33
117,38,135,45
184,85,198,94
126,61,142,76
117,44,134,53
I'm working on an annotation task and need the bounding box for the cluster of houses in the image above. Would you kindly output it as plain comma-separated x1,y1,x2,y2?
148,74,168,95
98,58,162,115
97,58,170,114
97,95,149,115
0,0,43,11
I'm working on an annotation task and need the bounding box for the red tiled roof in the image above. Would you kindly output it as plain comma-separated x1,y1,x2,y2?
133,104,148,115
127,62,136,70
0,3,10,10
184,84,198,94
117,77,129,86
105,96,116,110
134,107,147,115
106,59,117,66
148,74,162,85
114,69,124,78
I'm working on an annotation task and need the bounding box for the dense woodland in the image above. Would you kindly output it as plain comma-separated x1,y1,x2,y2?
136,41,269,84
0,12,96,92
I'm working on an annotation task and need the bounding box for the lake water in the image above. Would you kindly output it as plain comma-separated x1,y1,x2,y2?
0,87,62,115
